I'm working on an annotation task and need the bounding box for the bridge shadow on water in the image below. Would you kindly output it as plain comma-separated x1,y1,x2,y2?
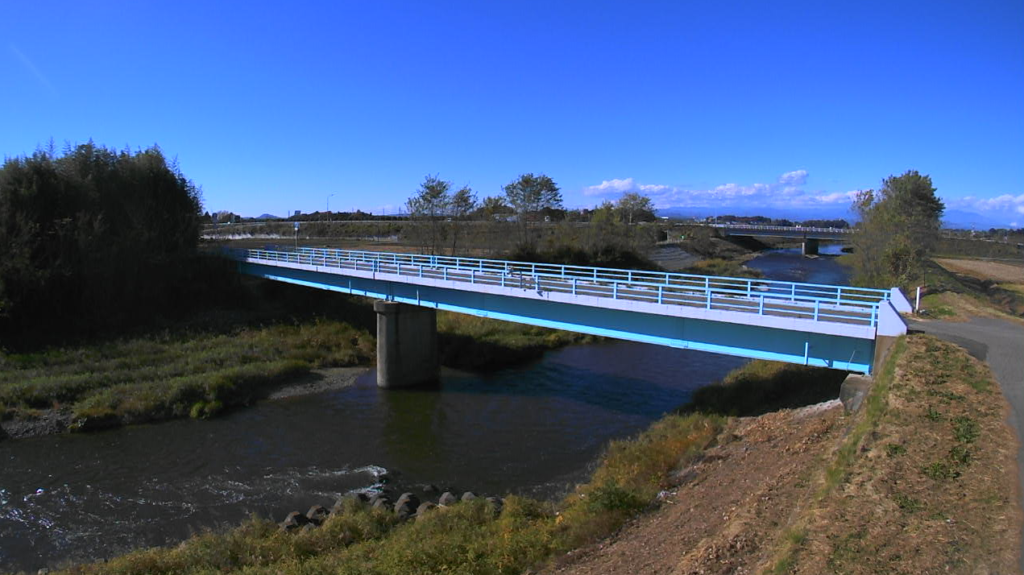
677,363,848,418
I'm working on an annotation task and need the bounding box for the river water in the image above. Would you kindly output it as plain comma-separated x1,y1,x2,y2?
0,246,849,572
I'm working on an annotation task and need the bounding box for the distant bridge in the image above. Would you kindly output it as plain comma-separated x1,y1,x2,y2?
703,224,853,254
227,247,909,387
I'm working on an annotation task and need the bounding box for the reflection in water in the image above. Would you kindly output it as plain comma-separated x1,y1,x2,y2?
378,385,445,479
0,246,845,572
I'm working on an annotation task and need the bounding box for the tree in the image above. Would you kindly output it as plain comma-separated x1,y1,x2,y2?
615,191,656,224
447,185,477,255
502,173,562,247
478,196,512,219
405,175,451,254
0,142,202,343
213,210,237,223
850,170,944,288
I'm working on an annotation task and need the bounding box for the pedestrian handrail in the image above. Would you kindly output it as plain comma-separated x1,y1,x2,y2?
707,223,854,234
228,247,889,327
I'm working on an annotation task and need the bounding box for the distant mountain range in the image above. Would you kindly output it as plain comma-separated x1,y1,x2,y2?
939,210,1015,230
255,213,282,220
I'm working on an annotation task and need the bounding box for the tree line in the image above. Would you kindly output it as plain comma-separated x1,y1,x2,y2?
0,143,204,345
404,172,657,255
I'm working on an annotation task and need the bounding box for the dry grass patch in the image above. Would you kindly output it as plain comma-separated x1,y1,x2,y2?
919,291,1020,323
0,320,375,432
934,257,1024,284
786,335,1020,574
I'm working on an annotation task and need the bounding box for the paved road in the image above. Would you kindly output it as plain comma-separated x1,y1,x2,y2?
909,317,1024,570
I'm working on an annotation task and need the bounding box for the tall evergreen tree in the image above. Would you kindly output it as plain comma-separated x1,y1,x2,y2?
850,170,944,288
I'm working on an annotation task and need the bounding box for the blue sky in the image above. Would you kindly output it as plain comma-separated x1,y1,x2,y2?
3,1,1023,226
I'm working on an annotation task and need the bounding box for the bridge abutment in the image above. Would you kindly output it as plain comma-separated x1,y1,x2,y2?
801,238,820,256
374,300,439,389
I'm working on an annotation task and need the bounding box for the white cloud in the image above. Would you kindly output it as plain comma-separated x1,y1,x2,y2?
581,170,863,210
582,178,640,196
948,193,1024,216
778,170,808,186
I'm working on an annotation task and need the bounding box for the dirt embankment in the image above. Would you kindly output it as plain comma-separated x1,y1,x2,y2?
547,335,1021,575
547,401,845,575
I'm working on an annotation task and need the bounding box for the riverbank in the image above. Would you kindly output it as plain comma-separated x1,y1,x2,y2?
0,320,376,439
553,335,1020,574
36,333,1019,575
0,308,598,439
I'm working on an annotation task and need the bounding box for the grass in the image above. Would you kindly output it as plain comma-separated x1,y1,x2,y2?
0,320,375,430
916,257,1024,320
952,415,979,443
49,411,726,575
884,443,906,457
769,334,1019,573
893,493,923,513
920,293,956,318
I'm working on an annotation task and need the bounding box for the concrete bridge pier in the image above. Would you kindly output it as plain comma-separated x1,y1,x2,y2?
374,300,439,388
802,238,820,256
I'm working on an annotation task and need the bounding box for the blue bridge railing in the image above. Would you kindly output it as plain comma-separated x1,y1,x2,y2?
230,247,891,328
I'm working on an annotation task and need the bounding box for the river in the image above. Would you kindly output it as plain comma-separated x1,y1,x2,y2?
0,245,849,572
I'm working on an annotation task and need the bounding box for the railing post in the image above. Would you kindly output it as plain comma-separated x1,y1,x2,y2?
658,285,663,304
790,283,796,301
814,300,820,321
706,288,712,310
471,269,476,283
759,294,764,314
444,267,448,281
573,278,578,296
613,282,618,299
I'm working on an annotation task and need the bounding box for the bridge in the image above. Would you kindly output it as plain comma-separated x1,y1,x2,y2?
705,224,853,255
226,247,910,388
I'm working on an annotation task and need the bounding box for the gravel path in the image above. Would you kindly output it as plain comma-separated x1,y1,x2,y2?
909,316,1024,570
